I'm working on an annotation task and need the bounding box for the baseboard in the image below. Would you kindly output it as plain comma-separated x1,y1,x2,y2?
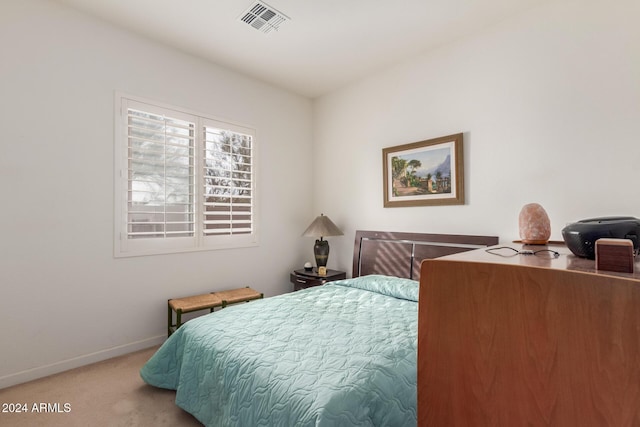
0,334,166,390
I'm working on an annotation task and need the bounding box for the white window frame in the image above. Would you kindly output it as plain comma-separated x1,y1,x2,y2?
114,93,258,257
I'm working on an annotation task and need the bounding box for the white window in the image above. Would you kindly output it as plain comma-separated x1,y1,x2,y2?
114,94,258,257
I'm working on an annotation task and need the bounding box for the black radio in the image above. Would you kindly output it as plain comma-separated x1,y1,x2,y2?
561,217,640,259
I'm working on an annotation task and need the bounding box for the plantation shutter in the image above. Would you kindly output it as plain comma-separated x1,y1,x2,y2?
115,94,257,257
126,107,195,239
202,124,253,236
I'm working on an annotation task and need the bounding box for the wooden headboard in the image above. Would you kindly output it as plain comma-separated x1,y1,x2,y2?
352,230,498,280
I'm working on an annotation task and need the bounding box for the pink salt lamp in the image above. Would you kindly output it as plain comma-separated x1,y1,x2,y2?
518,203,551,244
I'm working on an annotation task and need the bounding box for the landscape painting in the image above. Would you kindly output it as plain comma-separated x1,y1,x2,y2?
382,133,464,207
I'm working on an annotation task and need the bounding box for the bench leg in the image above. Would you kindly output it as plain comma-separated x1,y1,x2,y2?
167,301,172,337
176,309,182,332
168,301,184,337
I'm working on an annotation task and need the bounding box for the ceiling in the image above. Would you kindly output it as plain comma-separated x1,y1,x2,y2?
53,0,547,98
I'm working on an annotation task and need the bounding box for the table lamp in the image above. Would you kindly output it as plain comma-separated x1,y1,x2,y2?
302,213,343,269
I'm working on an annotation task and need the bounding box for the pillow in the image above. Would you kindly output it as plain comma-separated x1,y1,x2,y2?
330,274,419,302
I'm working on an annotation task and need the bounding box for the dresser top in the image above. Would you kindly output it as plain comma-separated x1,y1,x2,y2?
437,242,640,281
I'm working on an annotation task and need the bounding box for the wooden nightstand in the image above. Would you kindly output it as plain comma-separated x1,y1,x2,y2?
290,269,346,291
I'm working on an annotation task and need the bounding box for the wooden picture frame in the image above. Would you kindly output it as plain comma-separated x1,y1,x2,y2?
383,133,464,207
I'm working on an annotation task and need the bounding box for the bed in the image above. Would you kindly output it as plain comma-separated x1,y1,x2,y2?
140,230,498,426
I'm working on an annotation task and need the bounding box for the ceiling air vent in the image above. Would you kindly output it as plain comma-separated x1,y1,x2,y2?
239,1,289,34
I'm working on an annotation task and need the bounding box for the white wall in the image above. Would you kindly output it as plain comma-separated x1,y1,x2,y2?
314,0,640,274
0,0,314,387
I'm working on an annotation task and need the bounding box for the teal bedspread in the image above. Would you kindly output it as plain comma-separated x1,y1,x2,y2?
141,275,418,426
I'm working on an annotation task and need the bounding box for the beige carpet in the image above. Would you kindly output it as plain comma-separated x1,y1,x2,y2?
0,346,202,426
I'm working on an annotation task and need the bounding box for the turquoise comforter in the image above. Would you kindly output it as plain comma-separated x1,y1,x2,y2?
141,275,418,426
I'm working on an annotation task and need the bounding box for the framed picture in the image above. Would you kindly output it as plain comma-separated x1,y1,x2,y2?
382,133,464,207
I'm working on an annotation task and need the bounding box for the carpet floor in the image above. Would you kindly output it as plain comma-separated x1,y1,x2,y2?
0,346,202,426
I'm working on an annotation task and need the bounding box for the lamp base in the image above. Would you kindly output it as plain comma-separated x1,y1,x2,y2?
314,239,329,268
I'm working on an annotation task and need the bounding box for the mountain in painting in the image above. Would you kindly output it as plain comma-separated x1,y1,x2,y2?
417,154,451,178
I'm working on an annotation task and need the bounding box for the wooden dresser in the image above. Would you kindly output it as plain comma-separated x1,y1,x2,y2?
418,243,640,426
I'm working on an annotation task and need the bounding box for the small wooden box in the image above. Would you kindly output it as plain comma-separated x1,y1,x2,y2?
595,238,634,273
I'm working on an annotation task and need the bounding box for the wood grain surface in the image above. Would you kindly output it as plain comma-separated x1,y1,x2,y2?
418,258,640,426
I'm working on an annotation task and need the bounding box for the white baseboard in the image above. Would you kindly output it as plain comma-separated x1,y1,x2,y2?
0,335,166,390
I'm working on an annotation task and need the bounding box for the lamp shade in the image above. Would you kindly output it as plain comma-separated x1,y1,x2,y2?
302,214,343,238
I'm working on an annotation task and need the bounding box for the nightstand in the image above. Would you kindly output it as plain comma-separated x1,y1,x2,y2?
290,269,346,291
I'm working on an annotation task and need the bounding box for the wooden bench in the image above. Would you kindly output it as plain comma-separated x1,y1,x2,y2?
215,287,263,307
167,287,263,336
